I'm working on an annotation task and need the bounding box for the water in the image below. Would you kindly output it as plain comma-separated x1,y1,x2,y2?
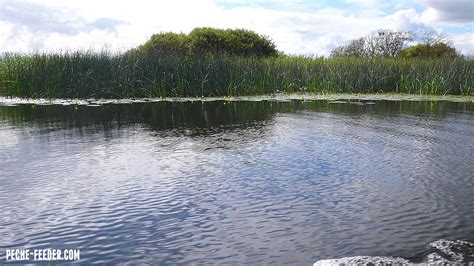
0,100,473,264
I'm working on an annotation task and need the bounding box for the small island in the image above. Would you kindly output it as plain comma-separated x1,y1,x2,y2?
0,27,471,99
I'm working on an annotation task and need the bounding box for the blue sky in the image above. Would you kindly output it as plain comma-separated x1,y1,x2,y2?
0,0,473,55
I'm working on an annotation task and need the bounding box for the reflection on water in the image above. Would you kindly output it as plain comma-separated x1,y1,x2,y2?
0,100,473,264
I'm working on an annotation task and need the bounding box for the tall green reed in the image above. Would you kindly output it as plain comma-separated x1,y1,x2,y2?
0,51,472,98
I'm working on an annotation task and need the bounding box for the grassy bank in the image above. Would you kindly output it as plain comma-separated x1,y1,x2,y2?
0,52,472,98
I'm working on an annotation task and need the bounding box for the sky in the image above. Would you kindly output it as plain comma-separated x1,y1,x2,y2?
0,0,473,56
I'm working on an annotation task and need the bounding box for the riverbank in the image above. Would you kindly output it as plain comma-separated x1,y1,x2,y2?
1,53,472,98
0,93,473,106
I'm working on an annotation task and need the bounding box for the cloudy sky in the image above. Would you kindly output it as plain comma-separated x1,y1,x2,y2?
0,0,473,55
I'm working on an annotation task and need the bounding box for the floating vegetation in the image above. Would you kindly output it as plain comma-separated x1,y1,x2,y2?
0,52,472,99
0,93,473,107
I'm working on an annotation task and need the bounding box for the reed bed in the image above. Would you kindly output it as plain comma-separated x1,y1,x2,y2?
0,52,472,98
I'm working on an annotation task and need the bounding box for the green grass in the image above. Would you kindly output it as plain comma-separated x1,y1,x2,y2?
0,51,472,98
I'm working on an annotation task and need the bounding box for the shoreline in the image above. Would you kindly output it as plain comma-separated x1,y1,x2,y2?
0,93,473,106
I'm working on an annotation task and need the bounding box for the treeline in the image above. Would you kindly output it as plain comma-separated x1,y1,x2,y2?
133,27,460,59
330,29,460,59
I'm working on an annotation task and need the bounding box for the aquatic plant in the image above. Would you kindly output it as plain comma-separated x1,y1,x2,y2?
0,52,472,98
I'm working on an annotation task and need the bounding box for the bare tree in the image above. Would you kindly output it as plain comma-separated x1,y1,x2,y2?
331,37,369,58
330,29,413,58
375,29,413,58
365,33,379,58
420,30,452,46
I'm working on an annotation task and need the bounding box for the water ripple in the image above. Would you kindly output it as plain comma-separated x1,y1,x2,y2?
0,101,473,264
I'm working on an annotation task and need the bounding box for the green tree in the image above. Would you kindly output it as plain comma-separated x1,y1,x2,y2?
134,27,279,57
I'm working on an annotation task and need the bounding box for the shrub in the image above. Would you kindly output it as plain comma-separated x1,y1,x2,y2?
399,43,460,59
138,32,189,57
135,27,278,57
188,27,278,57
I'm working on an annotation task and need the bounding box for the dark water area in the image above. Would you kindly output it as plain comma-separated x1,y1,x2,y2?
0,100,473,264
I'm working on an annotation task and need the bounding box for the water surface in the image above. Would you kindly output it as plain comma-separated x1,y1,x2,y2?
0,100,473,264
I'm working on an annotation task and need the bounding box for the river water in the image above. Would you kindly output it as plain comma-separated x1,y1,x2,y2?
0,100,473,264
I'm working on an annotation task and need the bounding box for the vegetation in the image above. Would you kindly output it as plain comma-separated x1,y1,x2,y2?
0,51,471,98
332,29,461,59
330,29,413,58
398,32,460,59
136,32,189,57
0,27,472,99
399,43,459,59
136,27,279,57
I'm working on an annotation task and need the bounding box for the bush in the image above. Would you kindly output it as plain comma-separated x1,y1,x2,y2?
135,27,279,57
138,32,189,57
399,43,460,59
188,28,278,57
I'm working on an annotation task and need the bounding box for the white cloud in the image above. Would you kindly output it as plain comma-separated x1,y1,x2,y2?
451,32,474,55
0,0,472,55
423,0,474,23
